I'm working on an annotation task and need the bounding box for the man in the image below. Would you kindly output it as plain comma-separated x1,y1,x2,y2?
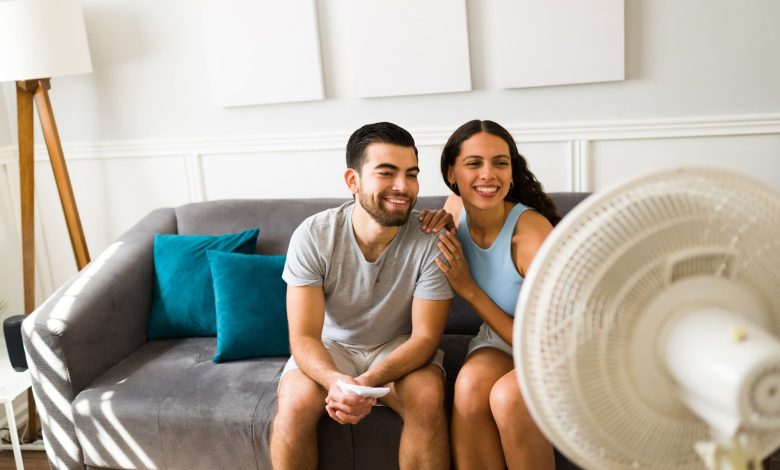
271,122,453,469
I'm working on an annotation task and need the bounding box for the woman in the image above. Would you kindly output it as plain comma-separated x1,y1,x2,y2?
420,120,560,470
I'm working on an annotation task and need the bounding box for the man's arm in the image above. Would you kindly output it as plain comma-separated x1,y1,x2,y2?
287,285,375,424
357,297,452,387
287,285,342,389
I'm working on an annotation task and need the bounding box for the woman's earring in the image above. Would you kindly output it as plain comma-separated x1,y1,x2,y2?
450,181,458,191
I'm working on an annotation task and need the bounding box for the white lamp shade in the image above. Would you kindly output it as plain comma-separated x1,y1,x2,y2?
0,0,92,82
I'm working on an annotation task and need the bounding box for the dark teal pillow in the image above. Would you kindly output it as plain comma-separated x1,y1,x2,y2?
147,229,259,340
207,251,289,362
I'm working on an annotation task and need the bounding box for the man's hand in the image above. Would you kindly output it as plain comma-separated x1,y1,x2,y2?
324,375,377,425
418,209,456,234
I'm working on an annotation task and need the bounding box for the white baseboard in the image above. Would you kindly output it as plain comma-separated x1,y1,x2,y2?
0,146,14,165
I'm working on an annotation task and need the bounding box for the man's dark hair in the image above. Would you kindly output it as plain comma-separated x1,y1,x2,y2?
346,122,418,171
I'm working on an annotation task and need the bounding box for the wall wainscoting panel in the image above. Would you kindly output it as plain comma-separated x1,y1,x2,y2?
591,134,780,191
0,147,15,166
0,113,778,302
0,156,25,320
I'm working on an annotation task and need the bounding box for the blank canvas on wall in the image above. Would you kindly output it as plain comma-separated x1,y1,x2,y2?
200,0,324,106
346,0,471,98
494,0,624,89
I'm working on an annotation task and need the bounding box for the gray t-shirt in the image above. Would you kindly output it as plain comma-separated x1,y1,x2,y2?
282,201,453,345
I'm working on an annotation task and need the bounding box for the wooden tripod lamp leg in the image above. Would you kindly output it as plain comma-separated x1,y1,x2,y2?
17,83,36,314
17,81,39,443
33,79,90,270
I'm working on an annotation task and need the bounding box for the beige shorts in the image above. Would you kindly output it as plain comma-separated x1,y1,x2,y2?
467,323,513,357
281,335,445,380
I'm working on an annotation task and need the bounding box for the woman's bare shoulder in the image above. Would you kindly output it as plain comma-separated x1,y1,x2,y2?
512,209,553,275
443,194,463,222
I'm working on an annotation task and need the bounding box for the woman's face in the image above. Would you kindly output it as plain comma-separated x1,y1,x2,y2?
449,132,513,210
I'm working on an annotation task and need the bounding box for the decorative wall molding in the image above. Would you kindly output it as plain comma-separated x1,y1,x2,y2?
184,154,207,203
568,140,592,192
0,113,777,164
506,114,780,142
0,146,14,165
0,112,778,303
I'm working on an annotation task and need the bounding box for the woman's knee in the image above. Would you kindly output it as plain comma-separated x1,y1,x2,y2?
453,368,493,417
488,375,532,430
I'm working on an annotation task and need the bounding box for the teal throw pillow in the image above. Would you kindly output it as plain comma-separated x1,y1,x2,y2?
147,228,259,340
208,251,289,362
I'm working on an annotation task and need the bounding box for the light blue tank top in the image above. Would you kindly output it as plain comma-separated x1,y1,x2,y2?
457,203,528,317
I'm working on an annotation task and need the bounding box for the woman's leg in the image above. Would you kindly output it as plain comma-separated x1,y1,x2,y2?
491,370,556,470
451,348,513,470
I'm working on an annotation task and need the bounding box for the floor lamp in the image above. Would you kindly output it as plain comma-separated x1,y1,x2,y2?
0,0,93,442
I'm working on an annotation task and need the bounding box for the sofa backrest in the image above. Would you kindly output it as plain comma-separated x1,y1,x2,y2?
174,193,590,335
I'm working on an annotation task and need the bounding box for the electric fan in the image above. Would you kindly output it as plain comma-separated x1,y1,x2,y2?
514,168,780,470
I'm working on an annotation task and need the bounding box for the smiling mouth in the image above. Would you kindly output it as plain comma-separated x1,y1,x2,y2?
474,186,499,196
384,196,409,205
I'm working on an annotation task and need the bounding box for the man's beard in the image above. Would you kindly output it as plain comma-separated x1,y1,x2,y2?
358,190,416,227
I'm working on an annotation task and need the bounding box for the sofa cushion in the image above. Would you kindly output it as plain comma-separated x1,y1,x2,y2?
147,229,259,339
72,338,285,469
208,251,289,362
72,337,415,470
175,199,352,256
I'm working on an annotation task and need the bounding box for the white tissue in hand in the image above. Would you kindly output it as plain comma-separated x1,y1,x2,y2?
336,380,390,398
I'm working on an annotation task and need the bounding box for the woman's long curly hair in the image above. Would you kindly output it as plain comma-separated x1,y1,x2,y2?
441,120,561,226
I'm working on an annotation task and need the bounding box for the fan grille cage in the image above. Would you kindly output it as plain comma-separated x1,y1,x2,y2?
518,169,780,469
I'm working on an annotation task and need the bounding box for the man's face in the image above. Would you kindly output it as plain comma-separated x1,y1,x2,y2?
352,143,419,227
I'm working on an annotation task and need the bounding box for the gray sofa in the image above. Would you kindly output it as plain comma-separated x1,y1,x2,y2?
22,194,589,470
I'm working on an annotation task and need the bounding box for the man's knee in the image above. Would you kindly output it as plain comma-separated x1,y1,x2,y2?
275,372,326,430
397,366,446,420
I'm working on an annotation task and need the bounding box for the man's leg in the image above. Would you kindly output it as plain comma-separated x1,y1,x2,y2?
270,370,327,470
381,364,449,470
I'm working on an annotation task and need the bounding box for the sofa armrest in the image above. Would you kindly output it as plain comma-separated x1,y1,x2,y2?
21,208,176,469
23,207,176,398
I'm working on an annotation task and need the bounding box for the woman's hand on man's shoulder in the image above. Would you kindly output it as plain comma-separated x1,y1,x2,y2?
418,209,456,234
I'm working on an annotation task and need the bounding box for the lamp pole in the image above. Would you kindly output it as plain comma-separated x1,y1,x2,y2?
17,78,91,442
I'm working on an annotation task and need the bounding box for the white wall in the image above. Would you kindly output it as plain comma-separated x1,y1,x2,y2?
4,0,780,142
0,83,21,321
0,0,779,306
0,90,10,146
